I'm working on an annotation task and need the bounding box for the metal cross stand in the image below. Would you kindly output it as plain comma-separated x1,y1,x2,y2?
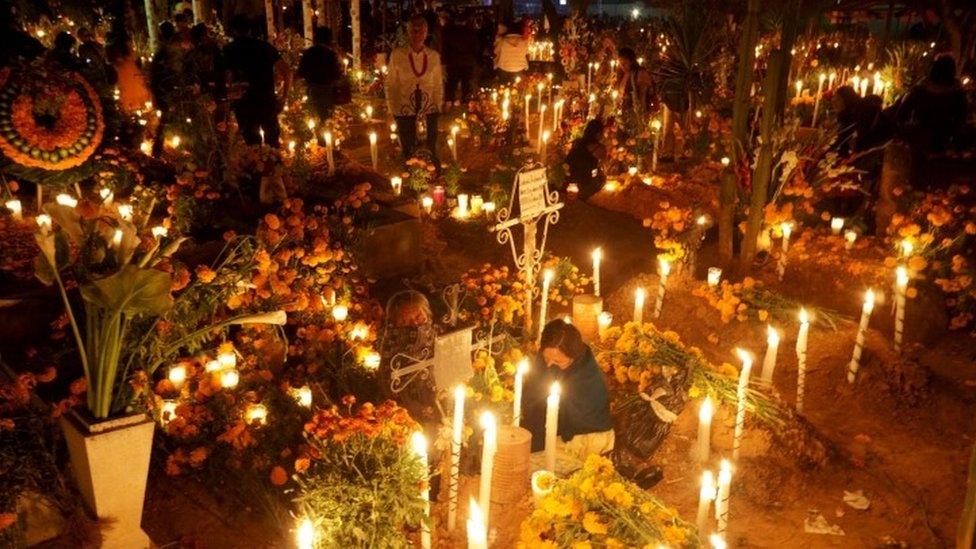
389,326,506,394
490,164,564,337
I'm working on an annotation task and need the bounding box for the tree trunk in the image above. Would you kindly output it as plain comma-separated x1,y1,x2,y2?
740,51,786,270
776,0,802,117
718,171,737,263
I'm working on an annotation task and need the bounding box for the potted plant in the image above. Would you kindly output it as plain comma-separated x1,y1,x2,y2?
32,198,285,547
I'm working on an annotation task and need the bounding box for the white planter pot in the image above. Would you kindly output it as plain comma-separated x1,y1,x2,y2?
60,409,155,549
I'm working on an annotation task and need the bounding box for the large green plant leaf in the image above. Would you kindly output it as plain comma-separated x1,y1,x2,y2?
42,203,85,247
80,265,174,315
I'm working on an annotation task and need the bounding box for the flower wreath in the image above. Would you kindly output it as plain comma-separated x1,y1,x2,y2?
0,67,105,170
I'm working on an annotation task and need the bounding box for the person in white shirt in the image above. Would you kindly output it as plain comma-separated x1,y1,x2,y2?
385,15,444,160
493,20,528,84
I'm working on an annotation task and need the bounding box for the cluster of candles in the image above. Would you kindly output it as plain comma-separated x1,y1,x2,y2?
527,40,555,62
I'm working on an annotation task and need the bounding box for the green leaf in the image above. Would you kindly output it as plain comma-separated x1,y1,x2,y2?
80,265,174,316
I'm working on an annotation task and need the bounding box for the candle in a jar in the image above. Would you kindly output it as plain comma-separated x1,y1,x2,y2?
591,248,602,297
471,195,484,215
5,199,22,220
421,196,433,214
795,308,810,413
457,194,470,218
633,287,646,324
513,359,528,426
732,349,753,460
390,176,402,196
844,230,857,250
894,266,908,353
698,396,713,465
847,289,875,383
696,470,716,535
411,432,431,549
433,186,446,205
369,131,378,170
545,382,561,473
715,459,733,536
538,269,554,342
830,217,845,235
478,411,496,529
597,311,613,339
707,267,722,287
654,258,670,318
760,325,780,385
794,79,803,99
448,385,465,530
467,499,487,549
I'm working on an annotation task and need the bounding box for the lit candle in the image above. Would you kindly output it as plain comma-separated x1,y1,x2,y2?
715,459,733,536
293,385,312,407
5,199,22,220
411,432,431,549
117,203,134,221
296,518,315,549
901,239,914,258
732,348,753,460
696,470,716,535
698,396,713,465
795,308,810,413
830,217,845,235
707,267,722,287
541,129,550,158
513,359,528,426
245,403,268,424
390,176,402,196
650,119,662,172
524,94,532,138
151,226,168,238
471,195,484,215
220,369,239,388
457,194,470,218
448,385,465,530
111,228,123,248
537,104,547,153
597,311,613,339
323,131,335,175
845,230,858,250
633,287,646,324
777,223,792,280
539,269,554,342
859,78,868,97
591,248,602,297
828,71,837,89
160,399,178,426
56,193,78,208
168,364,187,390
812,72,826,126
36,214,52,234
710,533,727,549
894,266,909,353
794,79,803,100
654,258,670,318
545,382,561,473
421,196,434,214
760,325,780,385
478,411,497,529
586,62,593,93
847,289,875,383
259,129,265,145
369,131,378,170
536,81,544,113
482,201,496,214
363,351,381,370
466,499,487,549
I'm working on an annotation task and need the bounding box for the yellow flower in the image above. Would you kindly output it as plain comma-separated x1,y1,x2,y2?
582,512,608,535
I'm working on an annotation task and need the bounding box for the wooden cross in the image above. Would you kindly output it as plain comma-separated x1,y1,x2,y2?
490,164,563,336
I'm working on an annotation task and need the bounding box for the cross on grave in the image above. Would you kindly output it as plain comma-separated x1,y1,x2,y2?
388,325,506,394
490,164,564,336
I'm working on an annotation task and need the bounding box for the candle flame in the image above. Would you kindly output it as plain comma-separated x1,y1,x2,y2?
635,287,646,300
454,384,466,402
700,469,716,500
799,307,809,324
896,266,909,288
517,358,529,375
591,247,602,262
659,258,671,276
410,431,427,457
549,381,561,398
699,396,713,422
542,269,554,284
864,289,876,310
296,518,315,549
766,325,780,345
735,347,752,366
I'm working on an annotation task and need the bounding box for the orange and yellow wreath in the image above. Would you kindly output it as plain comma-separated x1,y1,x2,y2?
0,67,104,170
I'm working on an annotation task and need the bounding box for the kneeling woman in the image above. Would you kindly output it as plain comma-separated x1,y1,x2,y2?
521,320,614,474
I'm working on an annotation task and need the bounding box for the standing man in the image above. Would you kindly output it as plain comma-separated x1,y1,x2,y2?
441,11,479,107
385,15,444,161
223,15,290,148
297,26,342,127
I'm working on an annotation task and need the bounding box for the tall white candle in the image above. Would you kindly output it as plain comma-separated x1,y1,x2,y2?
513,358,529,426
698,396,713,465
894,266,908,353
696,470,716,535
369,131,378,170
654,258,670,318
795,308,810,413
538,269,554,342
545,382,561,473
847,289,875,383
537,104,547,152
524,94,532,138
591,248,602,297
760,325,780,385
467,499,487,549
715,459,732,537
411,432,431,549
732,349,753,461
587,62,593,93
324,131,335,175
478,411,496,529
536,82,544,113
448,385,465,530
812,73,826,126
633,287,646,324
651,119,661,173
776,223,792,280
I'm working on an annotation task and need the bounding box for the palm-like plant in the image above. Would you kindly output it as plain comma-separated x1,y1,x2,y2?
655,4,723,120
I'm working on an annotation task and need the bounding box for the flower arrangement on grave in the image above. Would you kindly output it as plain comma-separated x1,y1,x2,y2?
0,68,104,171
293,396,426,548
519,454,698,548
692,277,841,328
886,184,976,331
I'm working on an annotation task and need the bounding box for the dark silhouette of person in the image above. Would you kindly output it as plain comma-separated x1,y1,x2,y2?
897,54,967,154
565,119,608,200
223,15,289,148
297,26,342,125
150,21,184,156
441,11,479,106
830,85,860,156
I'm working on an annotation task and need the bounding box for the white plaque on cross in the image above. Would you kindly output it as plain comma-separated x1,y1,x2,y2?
490,164,564,336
